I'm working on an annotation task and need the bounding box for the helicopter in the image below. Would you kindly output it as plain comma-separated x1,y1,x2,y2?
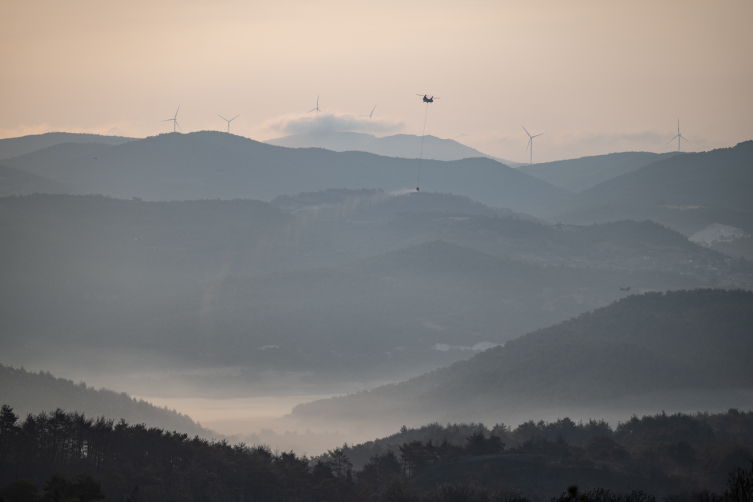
619,286,631,292
417,94,440,103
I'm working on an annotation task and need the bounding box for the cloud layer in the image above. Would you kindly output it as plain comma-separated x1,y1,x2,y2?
265,112,404,135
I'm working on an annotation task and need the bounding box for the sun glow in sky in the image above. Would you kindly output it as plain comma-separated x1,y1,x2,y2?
1,0,751,162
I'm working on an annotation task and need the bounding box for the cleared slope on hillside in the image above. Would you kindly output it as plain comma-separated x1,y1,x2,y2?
292,289,753,423
5,131,567,216
518,151,680,192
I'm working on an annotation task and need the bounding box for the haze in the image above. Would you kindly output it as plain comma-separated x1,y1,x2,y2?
2,0,752,162
1,2,753,500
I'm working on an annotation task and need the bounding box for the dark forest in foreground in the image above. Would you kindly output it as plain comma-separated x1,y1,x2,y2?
1,406,752,502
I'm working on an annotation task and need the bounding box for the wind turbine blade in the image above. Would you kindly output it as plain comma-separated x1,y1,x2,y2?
219,115,228,121
175,106,180,119
667,135,680,144
308,108,317,113
680,136,690,143
230,115,239,121
175,121,182,131
525,139,531,153
162,119,173,122
522,126,531,137
533,134,543,138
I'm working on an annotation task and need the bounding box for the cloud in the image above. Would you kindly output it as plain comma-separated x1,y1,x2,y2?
264,112,404,135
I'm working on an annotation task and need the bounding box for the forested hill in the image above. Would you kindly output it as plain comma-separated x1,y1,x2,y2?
292,289,753,425
0,132,136,160
0,364,213,438
548,141,753,235
3,131,569,216
518,151,680,192
0,164,78,197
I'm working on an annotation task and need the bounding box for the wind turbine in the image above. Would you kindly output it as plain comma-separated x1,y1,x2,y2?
219,114,239,133
308,95,321,114
522,126,543,164
360,104,376,135
667,119,690,152
162,106,181,132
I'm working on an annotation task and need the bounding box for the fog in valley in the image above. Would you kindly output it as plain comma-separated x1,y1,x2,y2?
1,2,753,501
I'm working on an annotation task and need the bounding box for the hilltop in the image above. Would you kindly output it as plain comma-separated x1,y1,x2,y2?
0,132,136,160
518,151,680,192
548,141,753,235
266,131,521,165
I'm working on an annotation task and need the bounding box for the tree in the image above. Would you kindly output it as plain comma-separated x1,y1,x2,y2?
464,431,505,456
327,447,353,478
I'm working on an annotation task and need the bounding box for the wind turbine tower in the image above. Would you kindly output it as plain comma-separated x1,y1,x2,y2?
219,114,239,133
667,119,690,152
360,104,376,135
162,106,182,132
522,126,543,164
308,95,321,114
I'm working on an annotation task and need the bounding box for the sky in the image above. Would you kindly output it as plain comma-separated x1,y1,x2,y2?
1,0,751,163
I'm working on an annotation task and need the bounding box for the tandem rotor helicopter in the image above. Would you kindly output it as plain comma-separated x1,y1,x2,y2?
417,94,440,104
414,94,441,191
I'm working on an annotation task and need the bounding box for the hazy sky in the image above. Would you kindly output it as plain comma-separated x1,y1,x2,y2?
1,0,751,162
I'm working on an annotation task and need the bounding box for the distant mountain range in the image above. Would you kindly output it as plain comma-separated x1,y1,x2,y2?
518,151,681,192
265,131,522,166
292,289,753,427
0,132,136,160
3,131,567,217
548,141,753,239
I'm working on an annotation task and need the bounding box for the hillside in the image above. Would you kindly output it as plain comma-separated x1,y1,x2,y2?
0,132,136,160
518,151,680,192
292,289,753,425
0,164,77,196
2,193,747,398
0,364,212,437
4,131,567,216
548,141,753,237
266,131,521,165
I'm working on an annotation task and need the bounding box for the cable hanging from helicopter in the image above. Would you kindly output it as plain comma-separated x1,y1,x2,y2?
415,94,440,192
